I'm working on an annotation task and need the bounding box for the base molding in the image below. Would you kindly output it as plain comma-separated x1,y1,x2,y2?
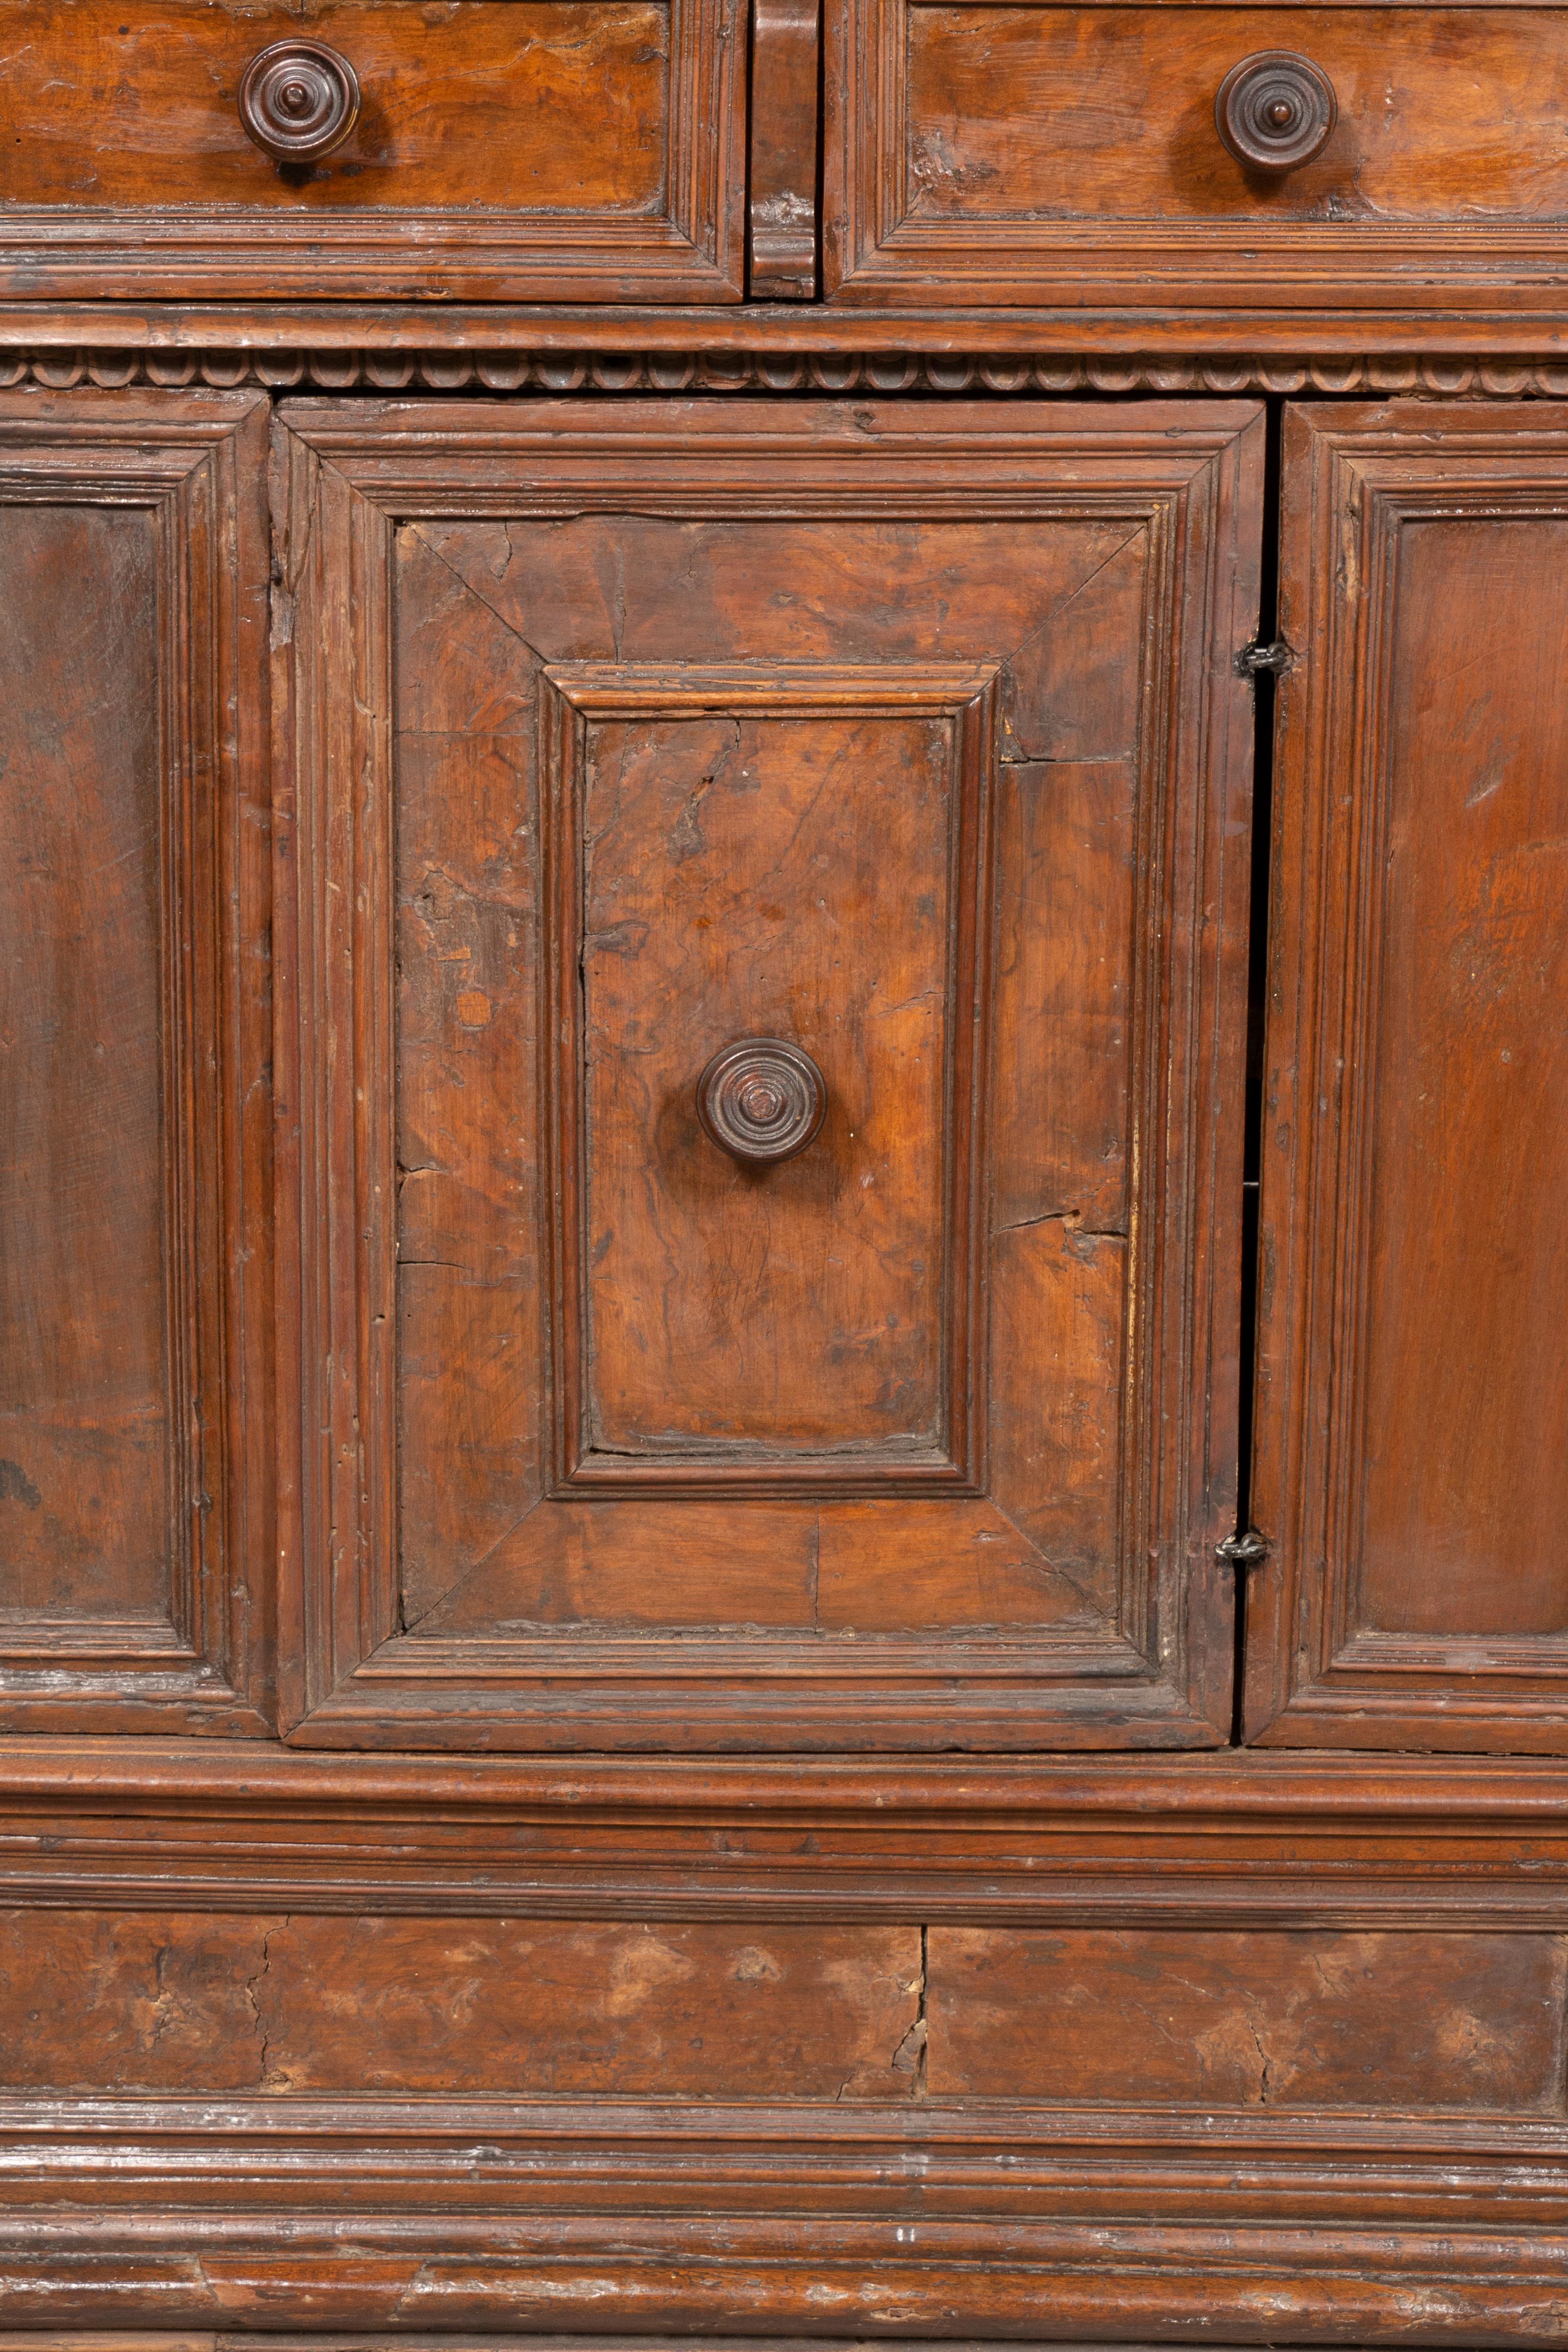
4,2103,1568,2341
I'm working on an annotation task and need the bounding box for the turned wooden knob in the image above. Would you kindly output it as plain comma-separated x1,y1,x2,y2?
1216,52,1337,173
696,1039,826,1166
239,38,360,163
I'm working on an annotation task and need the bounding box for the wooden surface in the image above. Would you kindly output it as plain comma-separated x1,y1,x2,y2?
271,395,1261,1749
903,9,1568,222
4,2096,1568,2334
6,30,1568,2329
826,0,1568,310
0,0,745,300
2,2,668,210
927,1926,1566,2106
8,1742,1568,1928
749,0,820,295
0,391,272,1736
14,304,1568,371
0,1912,921,2096
0,500,166,1621
1248,400,1568,1751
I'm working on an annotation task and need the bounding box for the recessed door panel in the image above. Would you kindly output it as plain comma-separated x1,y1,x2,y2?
1248,401,1568,1749
274,398,1261,1750
0,391,272,1733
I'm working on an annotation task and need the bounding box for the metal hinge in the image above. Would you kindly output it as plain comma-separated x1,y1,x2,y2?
1235,639,1295,677
1216,1528,1271,1567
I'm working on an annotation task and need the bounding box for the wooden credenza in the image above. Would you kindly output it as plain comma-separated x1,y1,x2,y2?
4,6,1568,2340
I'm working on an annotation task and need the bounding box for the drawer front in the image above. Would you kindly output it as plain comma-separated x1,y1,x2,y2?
0,0,743,299
827,0,1568,308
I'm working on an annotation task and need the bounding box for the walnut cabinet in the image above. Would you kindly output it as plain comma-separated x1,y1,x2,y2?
4,7,1568,2342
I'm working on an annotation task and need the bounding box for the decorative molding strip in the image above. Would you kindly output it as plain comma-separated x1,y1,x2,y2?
4,2100,1568,2337
4,1744,1568,1925
6,347,1568,395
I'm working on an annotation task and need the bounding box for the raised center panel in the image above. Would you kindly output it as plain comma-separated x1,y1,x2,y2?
549,662,994,1491
274,398,1262,1749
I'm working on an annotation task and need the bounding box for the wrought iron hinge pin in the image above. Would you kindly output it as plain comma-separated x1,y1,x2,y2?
1235,639,1295,677
1216,1529,1271,1566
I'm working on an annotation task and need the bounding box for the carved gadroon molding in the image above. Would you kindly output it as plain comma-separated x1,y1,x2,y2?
5,347,1568,395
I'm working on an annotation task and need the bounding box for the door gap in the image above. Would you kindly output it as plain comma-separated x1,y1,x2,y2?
743,0,759,300
1230,393,1284,1747
813,0,827,300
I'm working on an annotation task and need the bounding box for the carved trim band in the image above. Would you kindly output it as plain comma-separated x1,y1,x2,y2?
5,348,1568,396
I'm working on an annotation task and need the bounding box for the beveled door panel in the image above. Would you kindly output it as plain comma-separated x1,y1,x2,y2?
0,390,273,1733
1247,401,1568,1750
273,398,1262,1749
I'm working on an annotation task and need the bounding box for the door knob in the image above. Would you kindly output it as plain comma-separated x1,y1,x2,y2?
696,1039,826,1166
239,38,361,164
1216,52,1337,173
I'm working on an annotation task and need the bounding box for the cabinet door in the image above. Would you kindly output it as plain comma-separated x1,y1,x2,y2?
1247,401,1568,1750
0,391,272,1732
273,397,1262,1750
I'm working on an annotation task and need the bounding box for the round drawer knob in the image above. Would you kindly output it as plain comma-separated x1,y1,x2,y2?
1216,51,1337,173
696,1038,826,1166
239,38,360,164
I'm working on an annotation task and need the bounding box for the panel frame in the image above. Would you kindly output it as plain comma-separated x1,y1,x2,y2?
271,396,1263,1751
0,0,747,305
0,390,273,1736
1247,399,1568,1752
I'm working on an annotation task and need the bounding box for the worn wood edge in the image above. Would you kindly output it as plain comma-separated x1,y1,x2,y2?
5,301,1568,349
10,2094,1568,2152
0,2342,1503,2352
0,2342,1435,2352
3,1737,1568,1816
0,2204,1565,2340
0,2342,1438,2352
6,343,1568,394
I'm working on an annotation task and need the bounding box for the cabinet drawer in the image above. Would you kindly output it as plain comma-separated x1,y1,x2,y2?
827,0,1568,309
0,0,743,299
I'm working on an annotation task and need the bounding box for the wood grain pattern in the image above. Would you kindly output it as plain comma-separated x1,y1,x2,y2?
1248,400,1568,1751
9,1744,1568,1931
0,1912,921,2097
0,391,272,1736
545,663,993,1494
749,0,821,296
0,502,166,1622
578,694,953,1459
928,1927,1568,2109
825,0,1568,311
2,2,665,211
0,0,745,301
10,72,1568,2345
271,397,1262,1750
5,2101,1568,2334
7,1762,1568,1922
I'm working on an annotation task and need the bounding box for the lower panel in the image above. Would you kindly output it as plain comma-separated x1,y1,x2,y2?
3,1906,1566,2338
